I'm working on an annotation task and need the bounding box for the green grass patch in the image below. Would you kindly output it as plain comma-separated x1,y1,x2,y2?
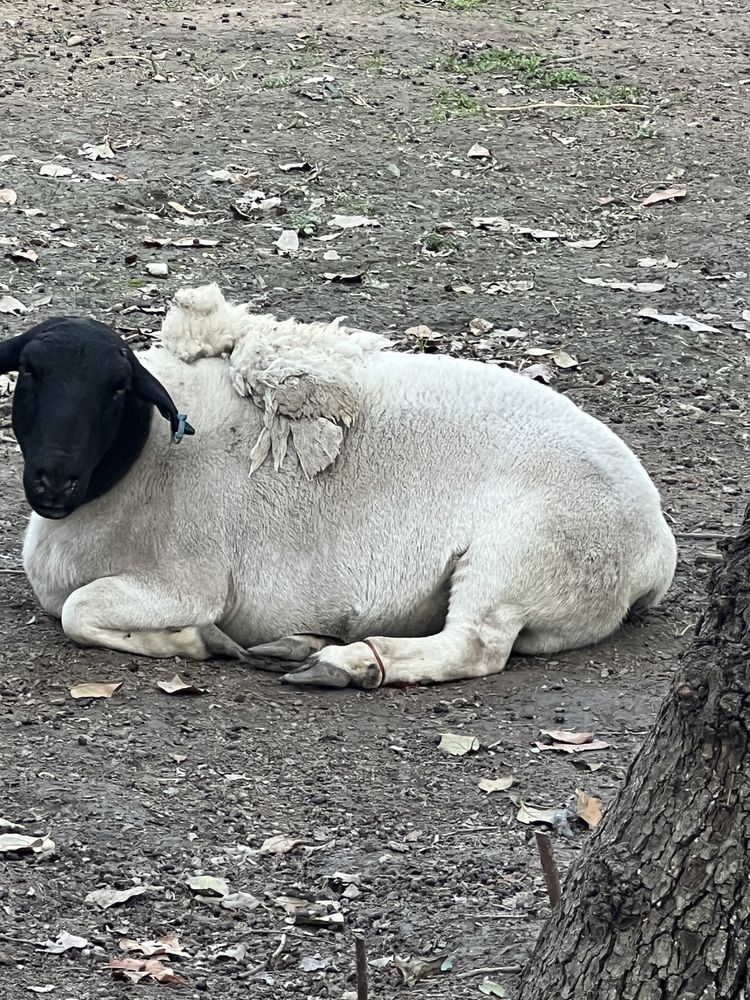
446,0,485,10
445,47,590,89
420,229,456,253
433,88,483,121
262,73,294,89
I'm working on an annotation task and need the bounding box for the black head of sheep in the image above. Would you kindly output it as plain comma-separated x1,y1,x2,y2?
0,317,194,519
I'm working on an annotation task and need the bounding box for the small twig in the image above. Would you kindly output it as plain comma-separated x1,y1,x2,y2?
270,932,287,963
0,569,25,574
487,100,647,113
535,831,562,906
674,530,728,540
455,965,524,979
439,825,501,837
355,936,368,1000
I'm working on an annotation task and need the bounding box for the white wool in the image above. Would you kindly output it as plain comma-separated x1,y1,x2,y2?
159,283,392,477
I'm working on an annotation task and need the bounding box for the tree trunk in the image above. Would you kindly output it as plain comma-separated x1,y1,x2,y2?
518,509,750,1000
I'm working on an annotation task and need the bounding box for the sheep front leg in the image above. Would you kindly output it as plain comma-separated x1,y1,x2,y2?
280,609,524,690
61,575,245,660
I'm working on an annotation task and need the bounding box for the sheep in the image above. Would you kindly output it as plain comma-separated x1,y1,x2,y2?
1,284,677,689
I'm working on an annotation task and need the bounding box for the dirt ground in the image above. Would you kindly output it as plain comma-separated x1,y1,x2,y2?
0,0,748,996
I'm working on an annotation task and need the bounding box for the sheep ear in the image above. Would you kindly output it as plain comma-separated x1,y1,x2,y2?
0,329,35,374
128,353,195,442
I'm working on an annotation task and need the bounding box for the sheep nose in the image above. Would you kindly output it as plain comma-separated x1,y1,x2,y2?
36,471,79,499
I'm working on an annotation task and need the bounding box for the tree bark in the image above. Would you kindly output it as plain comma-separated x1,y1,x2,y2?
518,508,750,1000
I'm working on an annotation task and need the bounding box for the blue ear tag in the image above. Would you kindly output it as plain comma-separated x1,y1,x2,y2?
172,412,188,445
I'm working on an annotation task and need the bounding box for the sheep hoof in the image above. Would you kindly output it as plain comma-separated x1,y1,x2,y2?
246,634,337,662
199,624,250,661
280,662,352,689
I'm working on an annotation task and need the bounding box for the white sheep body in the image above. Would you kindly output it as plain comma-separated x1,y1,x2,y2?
22,289,677,687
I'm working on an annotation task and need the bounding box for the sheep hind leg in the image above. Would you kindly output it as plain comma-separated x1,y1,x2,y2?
280,608,524,690
61,575,245,660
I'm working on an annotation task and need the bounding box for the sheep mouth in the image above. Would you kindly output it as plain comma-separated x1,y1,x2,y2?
30,502,75,520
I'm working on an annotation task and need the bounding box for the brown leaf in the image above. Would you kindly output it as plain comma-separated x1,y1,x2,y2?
540,730,594,744
438,733,480,756
70,681,122,700
641,185,687,207
156,674,205,696
0,188,17,206
167,200,202,216
108,957,187,987
322,271,363,284
575,788,603,828
534,739,610,754
119,934,190,958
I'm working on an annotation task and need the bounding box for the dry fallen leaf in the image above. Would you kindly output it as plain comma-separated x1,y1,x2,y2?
146,262,169,277
482,279,534,294
479,979,507,996
8,248,38,264
478,775,514,794
27,986,56,994
70,681,122,700
39,162,74,178
0,294,28,314
472,216,511,232
329,214,380,229
520,362,554,383
85,885,149,909
641,185,687,207
579,276,665,293
438,733,480,756
279,160,314,172
0,188,17,206
516,801,562,825
156,674,205,696
78,138,115,161
638,255,680,269
119,934,190,958
220,891,261,911
518,227,565,240
0,833,55,856
393,954,452,987
534,739,610,754
187,875,229,898
540,730,594,744
322,271,363,283
405,324,439,341
167,200,202,216
467,142,491,159
108,957,186,987
637,307,720,334
575,788,603,828
565,237,605,249
551,349,578,369
469,317,494,335
39,931,89,954
275,229,300,255
261,834,304,855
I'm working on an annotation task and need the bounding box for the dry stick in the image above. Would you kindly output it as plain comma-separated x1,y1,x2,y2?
535,831,562,907
455,965,524,979
486,101,647,113
355,936,368,1000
